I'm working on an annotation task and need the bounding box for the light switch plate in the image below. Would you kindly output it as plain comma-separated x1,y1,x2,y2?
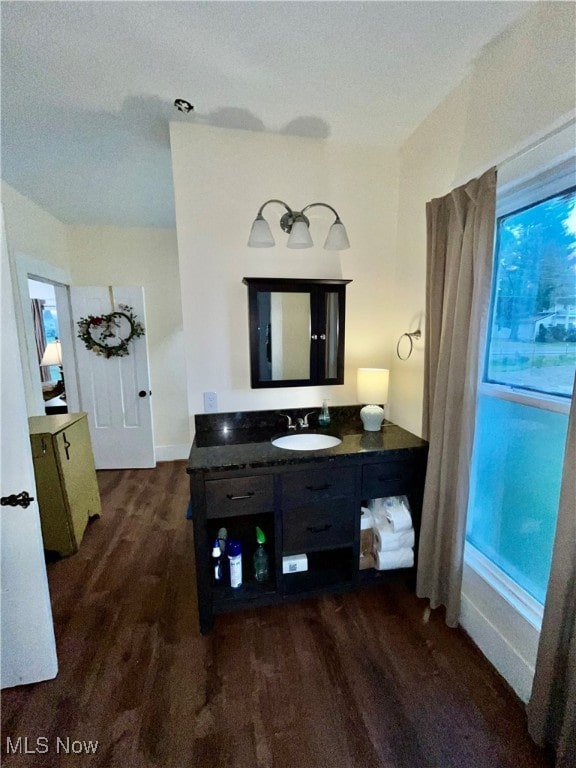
203,391,218,413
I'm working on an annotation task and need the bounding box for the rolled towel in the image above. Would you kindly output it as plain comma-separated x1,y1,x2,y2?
382,495,412,533
373,518,415,552
367,498,385,516
375,547,414,571
360,507,373,530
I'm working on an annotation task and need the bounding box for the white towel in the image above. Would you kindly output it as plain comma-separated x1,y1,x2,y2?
382,495,412,533
368,495,413,533
360,507,373,530
375,547,414,571
373,518,415,552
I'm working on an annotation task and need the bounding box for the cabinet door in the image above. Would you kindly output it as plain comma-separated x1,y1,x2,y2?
244,278,350,387
30,433,75,554
54,417,100,548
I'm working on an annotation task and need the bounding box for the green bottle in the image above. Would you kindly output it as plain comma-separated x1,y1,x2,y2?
253,526,269,583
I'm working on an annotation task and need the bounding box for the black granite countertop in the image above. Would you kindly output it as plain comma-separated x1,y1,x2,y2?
187,406,428,474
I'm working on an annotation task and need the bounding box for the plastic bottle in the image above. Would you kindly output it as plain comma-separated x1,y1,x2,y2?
253,526,269,583
227,539,243,588
212,539,223,583
318,399,331,426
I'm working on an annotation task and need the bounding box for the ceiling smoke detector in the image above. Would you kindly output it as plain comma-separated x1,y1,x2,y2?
174,99,194,113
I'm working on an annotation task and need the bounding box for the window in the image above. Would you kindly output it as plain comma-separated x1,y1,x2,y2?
486,186,576,398
467,168,575,607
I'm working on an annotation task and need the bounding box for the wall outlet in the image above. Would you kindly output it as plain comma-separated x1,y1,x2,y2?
203,391,218,413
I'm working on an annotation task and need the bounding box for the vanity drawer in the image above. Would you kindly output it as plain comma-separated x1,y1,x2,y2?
283,499,356,554
205,475,274,519
362,459,415,499
281,466,355,506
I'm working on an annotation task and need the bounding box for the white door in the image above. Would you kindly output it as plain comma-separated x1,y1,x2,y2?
69,286,155,469
1,208,58,688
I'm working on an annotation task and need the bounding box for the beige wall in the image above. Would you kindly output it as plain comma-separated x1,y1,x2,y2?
2,181,71,271
170,122,399,432
391,1,576,436
67,225,189,455
2,181,189,456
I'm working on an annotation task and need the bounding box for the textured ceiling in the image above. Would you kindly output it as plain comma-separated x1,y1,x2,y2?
1,1,531,228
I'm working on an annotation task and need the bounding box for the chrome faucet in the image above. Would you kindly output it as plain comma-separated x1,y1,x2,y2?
279,413,296,430
297,411,315,429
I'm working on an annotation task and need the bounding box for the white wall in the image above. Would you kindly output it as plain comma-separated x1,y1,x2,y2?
68,225,190,459
170,123,399,435
392,2,576,701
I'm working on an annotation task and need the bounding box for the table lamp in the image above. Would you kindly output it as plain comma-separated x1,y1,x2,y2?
357,368,389,431
41,339,64,393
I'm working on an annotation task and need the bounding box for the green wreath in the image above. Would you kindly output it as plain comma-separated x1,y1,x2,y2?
77,304,145,359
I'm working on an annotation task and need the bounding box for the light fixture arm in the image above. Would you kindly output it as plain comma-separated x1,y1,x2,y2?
256,198,293,218
301,201,342,223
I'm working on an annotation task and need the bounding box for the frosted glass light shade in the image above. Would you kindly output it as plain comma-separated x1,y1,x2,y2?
286,220,313,249
40,340,62,367
324,221,350,250
357,368,390,431
248,215,275,247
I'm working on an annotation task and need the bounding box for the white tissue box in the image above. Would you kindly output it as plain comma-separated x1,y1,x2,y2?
282,554,308,574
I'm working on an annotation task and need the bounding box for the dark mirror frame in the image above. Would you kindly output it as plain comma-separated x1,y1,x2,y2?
243,277,351,389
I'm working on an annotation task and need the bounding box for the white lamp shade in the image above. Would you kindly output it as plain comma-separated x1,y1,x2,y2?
357,368,389,404
248,216,275,247
286,220,313,249
324,221,350,250
40,340,62,367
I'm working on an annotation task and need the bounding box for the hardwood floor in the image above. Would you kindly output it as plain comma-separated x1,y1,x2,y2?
1,461,553,768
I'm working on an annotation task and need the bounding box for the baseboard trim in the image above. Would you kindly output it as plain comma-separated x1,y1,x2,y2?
460,572,537,703
155,444,190,462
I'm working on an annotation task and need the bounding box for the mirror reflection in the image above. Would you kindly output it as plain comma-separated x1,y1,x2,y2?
257,292,311,381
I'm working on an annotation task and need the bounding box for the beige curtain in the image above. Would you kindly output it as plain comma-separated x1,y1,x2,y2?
417,167,496,627
31,298,50,383
527,373,575,767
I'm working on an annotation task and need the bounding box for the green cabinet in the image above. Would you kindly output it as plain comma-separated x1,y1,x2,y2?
29,413,101,556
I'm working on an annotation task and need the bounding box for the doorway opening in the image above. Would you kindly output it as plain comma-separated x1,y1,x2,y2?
27,277,68,415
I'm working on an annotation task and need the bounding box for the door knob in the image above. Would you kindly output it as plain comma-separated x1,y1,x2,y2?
138,390,152,397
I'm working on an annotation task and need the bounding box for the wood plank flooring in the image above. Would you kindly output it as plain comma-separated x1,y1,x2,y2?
1,461,553,768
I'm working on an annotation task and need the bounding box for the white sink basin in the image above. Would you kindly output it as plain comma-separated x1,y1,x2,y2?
271,433,342,451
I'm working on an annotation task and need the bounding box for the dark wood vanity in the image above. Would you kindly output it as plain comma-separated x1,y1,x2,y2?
187,407,428,634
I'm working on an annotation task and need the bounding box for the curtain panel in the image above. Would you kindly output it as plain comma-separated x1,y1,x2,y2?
417,167,496,627
527,373,575,767
31,298,50,383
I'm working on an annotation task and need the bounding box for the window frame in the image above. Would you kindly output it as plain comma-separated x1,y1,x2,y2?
482,157,576,411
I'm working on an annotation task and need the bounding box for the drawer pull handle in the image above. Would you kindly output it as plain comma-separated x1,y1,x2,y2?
305,483,331,492
306,524,332,534
377,475,402,482
226,492,255,501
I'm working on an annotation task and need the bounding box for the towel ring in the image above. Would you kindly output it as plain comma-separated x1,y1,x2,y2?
396,329,422,360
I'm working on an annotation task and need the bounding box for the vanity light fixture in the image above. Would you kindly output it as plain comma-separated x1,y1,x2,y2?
248,199,350,250
357,368,390,431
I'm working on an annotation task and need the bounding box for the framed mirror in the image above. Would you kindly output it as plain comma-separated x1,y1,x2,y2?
243,278,351,388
